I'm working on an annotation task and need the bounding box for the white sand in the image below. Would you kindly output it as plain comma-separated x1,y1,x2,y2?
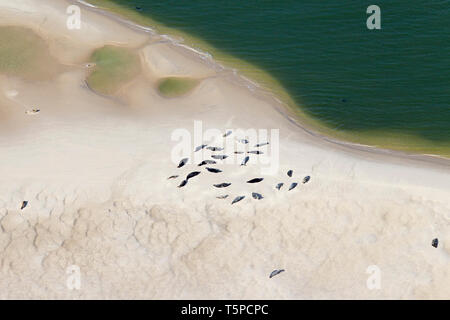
0,0,448,299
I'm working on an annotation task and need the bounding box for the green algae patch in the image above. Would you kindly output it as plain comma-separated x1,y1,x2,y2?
0,26,60,80
87,45,141,95
158,77,199,97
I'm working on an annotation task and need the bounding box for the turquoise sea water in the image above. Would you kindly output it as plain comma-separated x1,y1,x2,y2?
98,0,449,154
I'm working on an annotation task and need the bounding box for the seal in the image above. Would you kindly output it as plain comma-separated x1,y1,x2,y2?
223,130,232,137
275,183,284,190
288,182,298,190
231,195,245,204
207,146,224,151
213,183,231,188
186,171,201,180
287,170,293,177
178,180,188,188
20,201,28,210
247,178,263,183
211,155,228,160
177,158,188,168
241,156,249,166
303,176,311,184
195,144,207,152
254,142,269,147
252,192,263,200
198,160,217,166
269,269,285,278
206,167,222,173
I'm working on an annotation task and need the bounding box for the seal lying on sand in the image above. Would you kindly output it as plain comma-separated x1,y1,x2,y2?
288,182,298,190
241,156,249,166
432,238,439,248
254,142,269,147
287,170,293,177
198,160,216,166
186,171,201,180
269,269,285,278
25,109,40,115
167,175,179,179
211,155,228,160
248,151,263,155
252,192,263,200
276,183,284,190
303,176,311,184
177,158,188,168
207,146,224,151
223,130,232,137
214,183,231,188
206,167,222,173
178,180,188,188
20,201,28,210
247,178,263,183
231,195,245,204
216,195,229,199
194,144,207,152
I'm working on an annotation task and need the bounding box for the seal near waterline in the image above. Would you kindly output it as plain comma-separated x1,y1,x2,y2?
252,192,264,200
287,170,293,177
269,269,285,278
198,160,217,166
275,183,284,190
247,178,263,183
186,171,201,180
288,182,298,191
213,183,231,188
241,156,249,166
206,167,222,173
303,176,311,184
231,195,245,204
177,158,188,168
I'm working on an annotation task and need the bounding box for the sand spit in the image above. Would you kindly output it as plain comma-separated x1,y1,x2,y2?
0,0,448,299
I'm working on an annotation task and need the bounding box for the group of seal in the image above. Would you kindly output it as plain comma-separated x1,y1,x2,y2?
168,130,311,205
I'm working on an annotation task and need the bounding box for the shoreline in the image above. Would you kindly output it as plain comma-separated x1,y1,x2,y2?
73,0,450,168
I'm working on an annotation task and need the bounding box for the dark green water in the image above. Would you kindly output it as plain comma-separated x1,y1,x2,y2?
99,0,450,153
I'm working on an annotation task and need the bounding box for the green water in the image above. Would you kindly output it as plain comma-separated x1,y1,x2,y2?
90,0,450,156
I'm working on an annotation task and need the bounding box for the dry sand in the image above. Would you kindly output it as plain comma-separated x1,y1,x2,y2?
0,0,448,299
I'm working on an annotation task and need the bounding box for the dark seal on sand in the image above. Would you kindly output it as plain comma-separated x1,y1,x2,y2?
20,201,28,210
186,171,201,180
432,238,439,248
231,195,245,204
214,183,231,188
177,158,188,168
269,269,285,278
247,178,263,183
288,182,298,191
